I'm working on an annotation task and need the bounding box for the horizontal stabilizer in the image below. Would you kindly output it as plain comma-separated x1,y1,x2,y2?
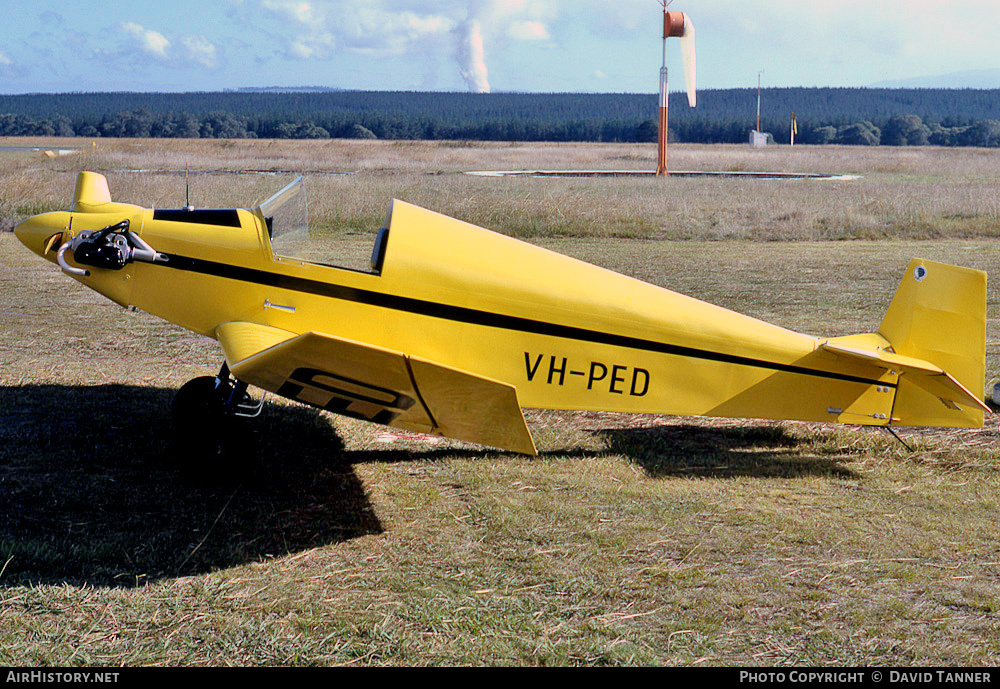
821,341,989,413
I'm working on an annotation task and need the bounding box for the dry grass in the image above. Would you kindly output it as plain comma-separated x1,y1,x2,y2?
3,139,1000,666
2,137,1000,241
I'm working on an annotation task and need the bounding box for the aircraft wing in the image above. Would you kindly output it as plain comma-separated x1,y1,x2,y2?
821,341,990,413
215,322,537,454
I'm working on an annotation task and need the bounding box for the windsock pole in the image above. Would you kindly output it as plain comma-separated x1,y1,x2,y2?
657,9,689,176
656,8,669,176
656,63,669,175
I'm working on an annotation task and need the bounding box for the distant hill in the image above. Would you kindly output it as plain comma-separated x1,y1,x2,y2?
232,86,347,93
871,69,1000,89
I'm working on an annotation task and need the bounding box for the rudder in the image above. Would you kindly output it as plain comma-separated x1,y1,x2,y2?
880,259,987,427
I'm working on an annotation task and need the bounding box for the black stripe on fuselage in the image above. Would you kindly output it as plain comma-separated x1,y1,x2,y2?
158,253,895,389
152,209,242,227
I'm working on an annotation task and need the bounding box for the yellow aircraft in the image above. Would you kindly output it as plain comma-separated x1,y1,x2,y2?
14,171,989,456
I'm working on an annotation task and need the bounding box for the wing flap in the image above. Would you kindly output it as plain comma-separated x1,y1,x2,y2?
409,357,537,456
821,341,990,413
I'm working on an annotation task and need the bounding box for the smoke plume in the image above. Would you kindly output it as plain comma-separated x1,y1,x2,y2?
456,19,490,93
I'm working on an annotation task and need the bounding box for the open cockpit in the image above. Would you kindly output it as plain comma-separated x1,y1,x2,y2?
256,176,389,275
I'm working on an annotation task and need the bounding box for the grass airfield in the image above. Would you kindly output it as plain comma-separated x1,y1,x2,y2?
2,139,1000,665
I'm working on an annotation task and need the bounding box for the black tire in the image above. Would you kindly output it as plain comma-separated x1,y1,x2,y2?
171,376,228,468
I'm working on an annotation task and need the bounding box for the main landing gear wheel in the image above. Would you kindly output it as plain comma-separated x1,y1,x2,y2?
172,376,228,462
171,363,264,468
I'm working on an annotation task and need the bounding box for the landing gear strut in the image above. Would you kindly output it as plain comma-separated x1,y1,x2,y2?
171,363,263,462
213,362,265,418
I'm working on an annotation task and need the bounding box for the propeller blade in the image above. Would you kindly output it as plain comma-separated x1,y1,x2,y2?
681,15,696,107
43,232,63,255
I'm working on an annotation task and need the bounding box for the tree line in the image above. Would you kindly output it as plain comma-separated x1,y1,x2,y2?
0,88,998,146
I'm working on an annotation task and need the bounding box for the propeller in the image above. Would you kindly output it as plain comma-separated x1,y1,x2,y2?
43,232,63,255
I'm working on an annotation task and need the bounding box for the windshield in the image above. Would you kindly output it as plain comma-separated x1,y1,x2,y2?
256,175,386,273
257,176,308,260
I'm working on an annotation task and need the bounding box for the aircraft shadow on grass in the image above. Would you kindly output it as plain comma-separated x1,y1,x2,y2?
0,384,381,588
596,424,859,480
0,384,856,588
349,424,858,482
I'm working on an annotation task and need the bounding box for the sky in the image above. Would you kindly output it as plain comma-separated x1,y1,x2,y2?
0,0,998,94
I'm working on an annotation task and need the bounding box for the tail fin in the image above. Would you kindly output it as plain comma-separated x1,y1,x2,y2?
72,171,112,211
880,259,987,427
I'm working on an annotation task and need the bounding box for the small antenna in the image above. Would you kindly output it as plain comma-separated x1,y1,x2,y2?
184,166,194,211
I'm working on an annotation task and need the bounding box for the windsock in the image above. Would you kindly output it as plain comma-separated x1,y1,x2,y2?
656,11,696,176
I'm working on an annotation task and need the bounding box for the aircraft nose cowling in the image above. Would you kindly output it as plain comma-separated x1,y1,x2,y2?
14,213,68,260
14,217,48,256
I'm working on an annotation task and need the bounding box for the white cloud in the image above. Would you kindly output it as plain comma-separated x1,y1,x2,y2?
500,0,1000,88
0,48,28,81
100,22,222,72
687,0,1000,84
181,35,220,69
262,1,455,59
247,0,999,90
122,22,170,59
267,0,319,25
508,20,549,41
257,1,564,90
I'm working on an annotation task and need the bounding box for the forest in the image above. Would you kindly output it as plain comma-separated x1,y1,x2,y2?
0,87,998,146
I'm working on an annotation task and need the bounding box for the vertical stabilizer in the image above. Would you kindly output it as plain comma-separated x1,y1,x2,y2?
879,259,987,427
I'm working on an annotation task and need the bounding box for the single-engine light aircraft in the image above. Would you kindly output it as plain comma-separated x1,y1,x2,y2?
15,172,989,455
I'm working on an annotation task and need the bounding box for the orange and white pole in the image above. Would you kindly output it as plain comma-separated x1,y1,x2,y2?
656,62,669,175
657,10,688,177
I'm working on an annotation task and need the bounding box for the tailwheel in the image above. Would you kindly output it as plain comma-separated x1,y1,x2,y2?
988,379,1000,412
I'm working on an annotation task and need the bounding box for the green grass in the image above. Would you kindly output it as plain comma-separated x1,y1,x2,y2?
3,140,1000,665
